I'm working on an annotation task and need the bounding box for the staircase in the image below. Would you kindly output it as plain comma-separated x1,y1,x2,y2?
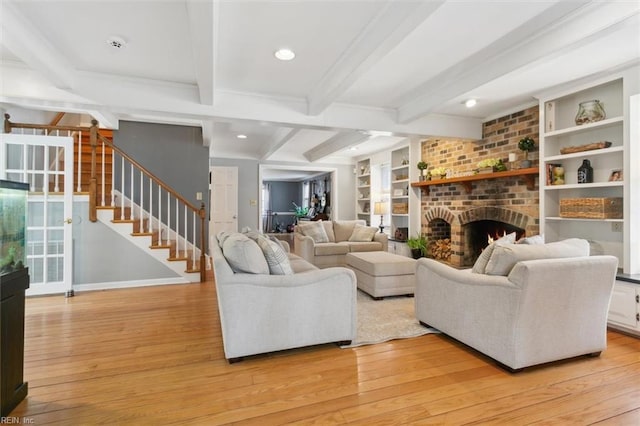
4,115,207,284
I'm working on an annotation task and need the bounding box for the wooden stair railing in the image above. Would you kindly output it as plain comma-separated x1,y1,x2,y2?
94,123,206,282
3,114,207,282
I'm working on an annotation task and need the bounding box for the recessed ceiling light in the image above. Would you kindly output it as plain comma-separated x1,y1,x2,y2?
106,36,127,50
465,99,477,108
274,48,295,61
349,146,359,151
237,134,247,139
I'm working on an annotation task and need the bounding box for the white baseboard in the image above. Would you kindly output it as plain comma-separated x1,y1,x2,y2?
72,277,191,293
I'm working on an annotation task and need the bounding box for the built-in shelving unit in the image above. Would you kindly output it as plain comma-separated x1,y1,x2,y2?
390,146,410,241
356,158,371,225
539,78,625,266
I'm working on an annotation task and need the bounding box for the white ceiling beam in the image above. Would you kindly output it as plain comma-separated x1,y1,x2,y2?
186,0,218,106
260,128,300,161
304,131,369,162
0,1,76,90
396,0,595,124
306,0,445,116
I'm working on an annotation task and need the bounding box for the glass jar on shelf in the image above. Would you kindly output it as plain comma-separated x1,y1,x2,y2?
575,100,606,125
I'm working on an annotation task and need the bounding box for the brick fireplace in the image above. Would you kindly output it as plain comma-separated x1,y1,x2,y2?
419,106,540,267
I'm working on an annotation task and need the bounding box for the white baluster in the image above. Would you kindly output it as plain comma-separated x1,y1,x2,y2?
184,205,187,259
167,193,171,246
54,146,60,193
129,164,134,221
149,178,153,235
140,171,144,233
175,198,180,257
110,148,115,207
77,131,82,192
101,139,106,206
120,156,125,220
192,210,197,270
43,141,49,195
158,186,162,242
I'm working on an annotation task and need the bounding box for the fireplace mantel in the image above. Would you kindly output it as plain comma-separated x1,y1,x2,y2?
411,167,538,195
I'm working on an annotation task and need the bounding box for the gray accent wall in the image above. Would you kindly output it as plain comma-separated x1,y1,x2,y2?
72,201,179,284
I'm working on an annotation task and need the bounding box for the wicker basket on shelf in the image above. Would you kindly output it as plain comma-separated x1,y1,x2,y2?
559,197,622,219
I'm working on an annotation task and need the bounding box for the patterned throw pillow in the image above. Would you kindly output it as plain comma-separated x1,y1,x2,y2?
298,221,329,243
348,224,377,242
255,236,294,275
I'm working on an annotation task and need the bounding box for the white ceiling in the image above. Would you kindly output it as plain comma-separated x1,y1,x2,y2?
1,0,639,174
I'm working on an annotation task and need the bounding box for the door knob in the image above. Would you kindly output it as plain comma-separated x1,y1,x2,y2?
64,218,72,224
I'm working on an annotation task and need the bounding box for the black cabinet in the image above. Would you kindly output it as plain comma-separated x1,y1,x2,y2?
1,268,29,416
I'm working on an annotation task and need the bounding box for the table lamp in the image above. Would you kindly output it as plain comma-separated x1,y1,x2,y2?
373,201,388,233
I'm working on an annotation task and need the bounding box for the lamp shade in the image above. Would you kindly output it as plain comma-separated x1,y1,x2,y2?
374,201,388,215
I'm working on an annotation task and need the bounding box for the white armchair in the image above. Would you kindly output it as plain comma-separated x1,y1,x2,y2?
415,255,618,371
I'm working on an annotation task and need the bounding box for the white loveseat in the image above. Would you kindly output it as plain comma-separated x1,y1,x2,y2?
211,231,357,362
415,238,618,371
294,220,388,268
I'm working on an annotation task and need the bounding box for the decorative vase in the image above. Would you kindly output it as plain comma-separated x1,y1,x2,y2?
577,159,594,183
575,100,606,125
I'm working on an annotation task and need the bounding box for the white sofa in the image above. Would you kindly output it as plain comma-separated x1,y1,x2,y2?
415,238,618,371
211,231,357,362
294,220,388,268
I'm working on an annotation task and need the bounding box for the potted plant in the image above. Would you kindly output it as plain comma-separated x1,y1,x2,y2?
406,233,428,259
417,161,429,181
518,136,535,168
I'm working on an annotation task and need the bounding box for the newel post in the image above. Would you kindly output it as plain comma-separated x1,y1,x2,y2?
199,202,207,282
89,120,99,222
4,113,12,133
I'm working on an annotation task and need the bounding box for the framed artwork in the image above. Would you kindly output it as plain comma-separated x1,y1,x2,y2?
609,169,623,182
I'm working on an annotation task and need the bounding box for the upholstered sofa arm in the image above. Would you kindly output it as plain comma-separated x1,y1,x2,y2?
293,232,316,261
373,232,388,251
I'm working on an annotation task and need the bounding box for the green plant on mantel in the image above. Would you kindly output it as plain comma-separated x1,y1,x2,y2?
518,136,535,160
417,161,428,171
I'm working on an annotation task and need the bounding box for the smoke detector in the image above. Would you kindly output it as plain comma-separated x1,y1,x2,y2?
106,36,127,50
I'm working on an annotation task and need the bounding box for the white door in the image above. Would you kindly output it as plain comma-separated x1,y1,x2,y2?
210,167,238,237
0,133,74,296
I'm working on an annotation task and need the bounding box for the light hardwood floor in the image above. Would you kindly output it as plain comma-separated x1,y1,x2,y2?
10,280,640,425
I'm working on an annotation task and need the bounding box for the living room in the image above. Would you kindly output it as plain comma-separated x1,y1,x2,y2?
1,0,640,423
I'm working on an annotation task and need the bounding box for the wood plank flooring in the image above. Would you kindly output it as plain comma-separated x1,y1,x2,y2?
10,280,640,425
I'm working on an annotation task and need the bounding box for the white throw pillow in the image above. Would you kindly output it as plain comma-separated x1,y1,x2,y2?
255,236,293,275
222,233,269,274
517,234,544,245
484,238,590,276
471,232,516,274
298,221,329,243
348,224,377,242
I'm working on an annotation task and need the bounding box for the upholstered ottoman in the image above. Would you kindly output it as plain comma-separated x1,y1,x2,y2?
346,251,416,299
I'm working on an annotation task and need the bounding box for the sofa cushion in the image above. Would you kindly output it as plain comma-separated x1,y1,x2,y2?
485,238,590,276
517,234,544,245
471,232,516,274
222,233,270,274
333,220,364,242
255,236,294,275
314,243,350,256
298,221,329,243
348,224,377,242
348,241,383,252
321,221,336,242
288,254,318,273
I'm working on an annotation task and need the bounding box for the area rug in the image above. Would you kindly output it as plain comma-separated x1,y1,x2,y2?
341,290,439,348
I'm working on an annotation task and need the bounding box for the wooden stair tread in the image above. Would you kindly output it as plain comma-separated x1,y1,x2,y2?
132,232,153,237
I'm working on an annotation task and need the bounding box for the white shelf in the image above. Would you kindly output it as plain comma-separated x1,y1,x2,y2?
543,181,624,190
391,195,409,200
392,178,410,184
544,116,623,138
546,216,623,222
544,146,623,162
391,213,409,217
392,165,409,171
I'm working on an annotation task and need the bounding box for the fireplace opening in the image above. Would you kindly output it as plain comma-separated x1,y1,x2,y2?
464,220,525,265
